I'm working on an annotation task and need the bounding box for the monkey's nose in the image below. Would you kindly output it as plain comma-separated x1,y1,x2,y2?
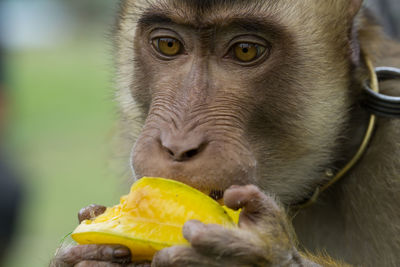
160,133,207,162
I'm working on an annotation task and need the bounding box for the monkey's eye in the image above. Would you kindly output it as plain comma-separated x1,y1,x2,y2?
233,43,266,62
152,37,182,57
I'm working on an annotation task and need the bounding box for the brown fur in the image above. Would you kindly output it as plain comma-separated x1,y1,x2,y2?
51,0,400,266
293,9,400,267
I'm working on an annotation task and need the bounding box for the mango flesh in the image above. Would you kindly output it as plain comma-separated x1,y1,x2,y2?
71,177,240,261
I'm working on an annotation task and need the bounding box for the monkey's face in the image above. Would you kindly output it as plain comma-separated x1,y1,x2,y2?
117,0,356,204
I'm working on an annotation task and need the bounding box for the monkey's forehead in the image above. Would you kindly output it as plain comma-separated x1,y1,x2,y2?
119,0,350,30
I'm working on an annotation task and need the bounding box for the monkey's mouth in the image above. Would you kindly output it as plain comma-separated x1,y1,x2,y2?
209,189,225,203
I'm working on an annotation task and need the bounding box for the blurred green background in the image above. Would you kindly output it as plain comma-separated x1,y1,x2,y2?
1,0,129,266
0,1,399,267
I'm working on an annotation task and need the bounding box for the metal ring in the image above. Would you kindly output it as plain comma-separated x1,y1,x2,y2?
375,66,400,80
362,67,400,118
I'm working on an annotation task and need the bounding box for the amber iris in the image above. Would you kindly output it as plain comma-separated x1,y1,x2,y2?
234,43,265,62
153,37,181,56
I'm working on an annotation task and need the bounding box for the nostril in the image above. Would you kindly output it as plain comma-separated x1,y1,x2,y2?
166,148,175,157
160,137,207,162
182,148,200,159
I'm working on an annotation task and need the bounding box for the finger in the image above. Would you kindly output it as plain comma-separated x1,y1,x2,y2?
224,185,281,226
152,246,218,267
182,220,232,249
224,185,276,213
182,220,267,264
78,204,107,223
57,245,131,265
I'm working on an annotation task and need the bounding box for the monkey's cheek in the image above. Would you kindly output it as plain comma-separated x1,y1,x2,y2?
131,138,168,178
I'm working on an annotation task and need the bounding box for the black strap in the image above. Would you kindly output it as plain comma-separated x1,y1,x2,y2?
363,67,400,118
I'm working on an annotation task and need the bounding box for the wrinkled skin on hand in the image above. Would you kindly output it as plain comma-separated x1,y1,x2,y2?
50,185,316,267
50,204,147,267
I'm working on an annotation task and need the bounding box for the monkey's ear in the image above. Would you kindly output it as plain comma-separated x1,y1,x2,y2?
348,0,363,18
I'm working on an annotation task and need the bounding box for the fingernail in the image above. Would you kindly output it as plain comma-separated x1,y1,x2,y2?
183,220,204,240
77,205,106,223
113,247,131,258
93,205,107,217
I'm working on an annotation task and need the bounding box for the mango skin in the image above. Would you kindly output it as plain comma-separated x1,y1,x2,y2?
72,177,240,261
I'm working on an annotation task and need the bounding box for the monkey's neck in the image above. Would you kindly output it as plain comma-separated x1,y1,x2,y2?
293,56,400,264
294,10,400,265
293,115,400,265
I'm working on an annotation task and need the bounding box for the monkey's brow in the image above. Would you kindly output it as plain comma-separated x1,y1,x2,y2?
138,13,172,26
137,11,280,34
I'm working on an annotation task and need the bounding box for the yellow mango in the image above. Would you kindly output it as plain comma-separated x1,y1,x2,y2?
71,177,240,261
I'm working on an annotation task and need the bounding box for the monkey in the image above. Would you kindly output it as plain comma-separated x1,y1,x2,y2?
50,0,400,266
366,0,400,39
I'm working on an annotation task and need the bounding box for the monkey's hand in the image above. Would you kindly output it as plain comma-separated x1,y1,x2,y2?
152,185,320,267
50,188,321,267
49,204,149,267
